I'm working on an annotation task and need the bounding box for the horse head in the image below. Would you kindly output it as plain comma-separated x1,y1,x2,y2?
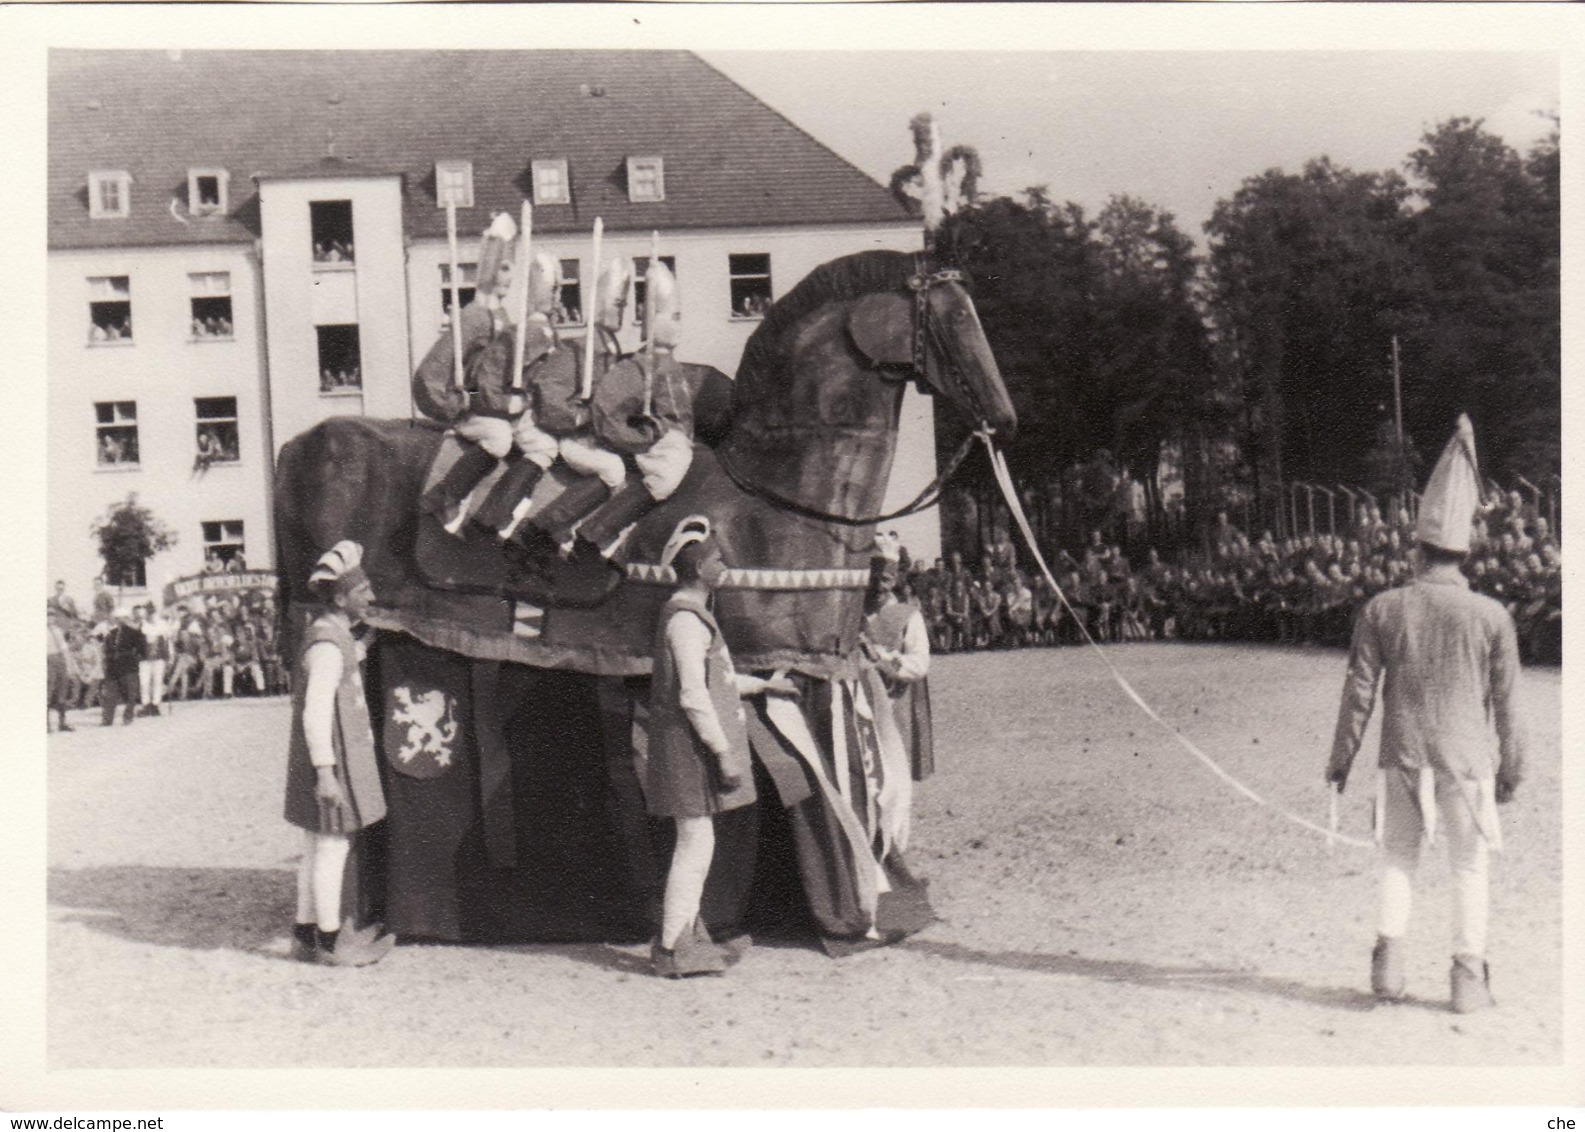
721,250,1014,527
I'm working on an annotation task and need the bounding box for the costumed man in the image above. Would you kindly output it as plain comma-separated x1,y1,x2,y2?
284,540,394,967
1326,415,1527,1014
412,213,561,536
646,516,796,977
516,256,696,605
99,609,146,727
47,607,79,733
860,532,935,783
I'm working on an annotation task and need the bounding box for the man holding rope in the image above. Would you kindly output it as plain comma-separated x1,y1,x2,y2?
1325,415,1527,1014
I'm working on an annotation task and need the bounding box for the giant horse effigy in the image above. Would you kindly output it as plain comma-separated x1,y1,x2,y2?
273,136,1015,951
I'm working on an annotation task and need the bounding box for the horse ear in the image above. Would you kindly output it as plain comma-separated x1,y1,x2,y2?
847,293,912,369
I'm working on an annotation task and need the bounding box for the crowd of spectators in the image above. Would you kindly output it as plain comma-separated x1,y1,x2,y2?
49,580,288,726
901,491,1561,665
320,365,363,392
190,314,234,339
313,240,355,264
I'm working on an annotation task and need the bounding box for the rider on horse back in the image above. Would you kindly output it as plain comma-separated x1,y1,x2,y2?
413,211,561,539
413,216,695,607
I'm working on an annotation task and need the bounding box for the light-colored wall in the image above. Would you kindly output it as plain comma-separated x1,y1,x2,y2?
405,221,940,560
48,216,943,604
258,176,413,449
47,244,272,607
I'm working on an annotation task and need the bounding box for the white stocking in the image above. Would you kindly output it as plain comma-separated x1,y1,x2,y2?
660,816,715,949
295,829,316,923
311,832,351,932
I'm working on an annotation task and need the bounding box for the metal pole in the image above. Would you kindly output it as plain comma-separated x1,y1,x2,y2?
1391,336,1404,491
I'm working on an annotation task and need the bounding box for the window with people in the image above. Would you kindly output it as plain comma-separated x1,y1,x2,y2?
439,262,478,331
201,520,246,573
95,402,139,467
316,324,362,392
194,397,240,464
728,254,772,319
310,200,355,265
88,276,133,343
189,272,234,339
188,169,228,217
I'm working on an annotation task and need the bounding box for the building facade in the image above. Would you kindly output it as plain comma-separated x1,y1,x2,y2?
48,50,936,607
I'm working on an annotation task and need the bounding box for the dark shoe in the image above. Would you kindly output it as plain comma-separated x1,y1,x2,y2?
532,477,613,544
1371,935,1406,1001
318,922,396,968
58,722,74,733
551,538,625,609
506,524,563,570
1450,954,1494,1014
651,918,729,978
290,923,318,964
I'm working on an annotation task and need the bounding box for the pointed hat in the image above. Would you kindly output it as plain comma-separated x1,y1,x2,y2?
1415,414,1481,553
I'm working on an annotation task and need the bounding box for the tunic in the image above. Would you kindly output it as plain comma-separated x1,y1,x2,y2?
646,593,755,819
284,615,386,833
1330,573,1527,785
863,599,935,781
413,304,555,423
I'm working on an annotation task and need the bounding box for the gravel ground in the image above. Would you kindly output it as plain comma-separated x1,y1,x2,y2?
45,643,1562,1074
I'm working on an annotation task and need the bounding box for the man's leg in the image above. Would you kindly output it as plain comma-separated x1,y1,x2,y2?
100,677,117,726
654,815,727,977
149,659,166,713
1440,774,1495,1012
139,660,155,714
1374,767,1422,999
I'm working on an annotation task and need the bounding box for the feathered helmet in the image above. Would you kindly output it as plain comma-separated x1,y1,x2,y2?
644,258,681,349
659,515,716,576
595,256,633,332
308,540,371,600
1416,414,1482,554
475,212,519,295
526,251,561,317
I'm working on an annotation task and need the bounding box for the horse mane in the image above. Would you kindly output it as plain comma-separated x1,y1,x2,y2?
735,249,923,399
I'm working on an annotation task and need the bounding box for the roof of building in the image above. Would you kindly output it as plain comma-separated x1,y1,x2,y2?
49,49,917,250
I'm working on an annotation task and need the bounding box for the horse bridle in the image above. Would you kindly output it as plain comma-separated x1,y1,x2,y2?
716,261,991,528
908,261,994,436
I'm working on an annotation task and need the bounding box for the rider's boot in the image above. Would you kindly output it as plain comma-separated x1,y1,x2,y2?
553,480,656,608
422,445,498,528
471,456,546,536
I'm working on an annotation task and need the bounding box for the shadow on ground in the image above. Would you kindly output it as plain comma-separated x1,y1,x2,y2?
901,938,1430,1014
49,865,295,955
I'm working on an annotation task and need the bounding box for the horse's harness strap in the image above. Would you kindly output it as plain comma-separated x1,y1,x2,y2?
717,428,980,528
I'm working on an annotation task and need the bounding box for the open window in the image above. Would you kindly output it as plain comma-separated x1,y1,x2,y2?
201,520,246,571
729,253,772,319
194,397,240,464
189,272,234,339
316,324,362,392
553,258,583,326
88,276,133,343
310,200,355,265
95,401,139,467
188,169,229,217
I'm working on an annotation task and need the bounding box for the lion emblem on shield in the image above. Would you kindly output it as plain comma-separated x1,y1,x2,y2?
390,685,459,772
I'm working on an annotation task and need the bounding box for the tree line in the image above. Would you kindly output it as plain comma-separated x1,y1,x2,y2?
915,115,1559,558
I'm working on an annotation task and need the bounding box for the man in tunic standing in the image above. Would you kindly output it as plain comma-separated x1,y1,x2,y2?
645,516,794,977
1326,415,1527,1014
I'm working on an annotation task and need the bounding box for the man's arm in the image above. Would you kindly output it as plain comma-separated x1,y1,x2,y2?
413,305,491,423
667,612,732,757
1327,602,1383,790
1490,610,1527,801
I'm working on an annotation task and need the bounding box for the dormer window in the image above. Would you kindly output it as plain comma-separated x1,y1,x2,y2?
626,157,665,203
88,170,130,219
532,160,570,204
188,168,228,216
436,160,474,209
